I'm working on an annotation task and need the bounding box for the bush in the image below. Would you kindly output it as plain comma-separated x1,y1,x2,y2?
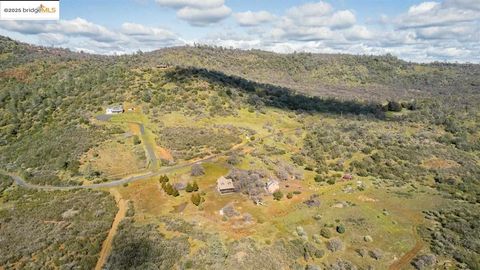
132,135,141,145
159,175,169,183
191,193,203,206
287,192,293,199
314,174,323,182
162,183,179,196
387,101,402,112
273,191,283,201
336,225,346,234
326,238,343,252
320,228,332,239
185,182,194,192
327,178,336,185
412,254,437,269
227,154,240,165
191,163,205,176
192,181,199,191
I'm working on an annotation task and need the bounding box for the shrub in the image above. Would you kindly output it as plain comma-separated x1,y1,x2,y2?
227,154,240,165
326,238,343,252
336,225,346,234
132,135,141,145
369,249,383,260
320,228,332,239
191,193,203,206
159,175,169,183
192,181,199,191
327,178,336,185
287,192,293,199
291,154,305,166
412,254,437,269
185,183,194,192
314,174,323,182
191,163,205,176
387,101,402,112
273,191,283,201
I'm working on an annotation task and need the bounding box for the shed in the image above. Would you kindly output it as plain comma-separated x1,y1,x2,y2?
217,176,236,194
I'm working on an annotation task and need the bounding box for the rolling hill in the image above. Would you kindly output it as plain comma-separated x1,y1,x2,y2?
0,36,479,269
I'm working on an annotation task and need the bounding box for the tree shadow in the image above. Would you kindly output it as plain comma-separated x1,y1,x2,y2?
164,67,385,119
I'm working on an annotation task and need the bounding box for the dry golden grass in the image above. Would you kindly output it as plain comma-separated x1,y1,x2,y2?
422,158,460,169
80,140,146,179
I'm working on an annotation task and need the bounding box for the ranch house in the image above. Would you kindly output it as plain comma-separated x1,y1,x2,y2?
106,105,124,115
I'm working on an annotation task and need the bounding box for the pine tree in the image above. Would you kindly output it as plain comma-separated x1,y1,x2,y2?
191,193,201,206
192,181,199,192
185,182,194,192
159,175,170,183
164,183,174,195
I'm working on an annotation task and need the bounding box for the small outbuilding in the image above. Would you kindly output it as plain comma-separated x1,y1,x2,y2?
106,105,124,115
266,179,280,194
342,174,353,181
217,176,236,194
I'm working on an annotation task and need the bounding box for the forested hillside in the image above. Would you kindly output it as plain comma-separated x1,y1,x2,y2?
143,45,480,99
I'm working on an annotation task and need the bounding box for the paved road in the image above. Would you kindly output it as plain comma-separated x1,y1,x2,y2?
8,128,296,191
10,154,221,190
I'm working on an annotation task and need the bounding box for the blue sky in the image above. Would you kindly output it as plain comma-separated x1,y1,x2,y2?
0,0,479,62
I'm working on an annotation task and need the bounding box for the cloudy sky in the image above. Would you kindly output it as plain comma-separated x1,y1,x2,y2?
0,0,479,62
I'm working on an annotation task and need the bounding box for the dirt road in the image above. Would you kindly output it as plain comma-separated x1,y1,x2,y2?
388,224,424,270
129,122,158,169
95,189,127,270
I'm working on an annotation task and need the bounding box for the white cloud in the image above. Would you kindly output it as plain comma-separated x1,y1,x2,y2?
235,11,275,27
269,1,358,42
155,0,223,9
407,2,440,15
329,10,356,29
286,1,333,18
343,25,374,40
0,18,183,54
155,0,231,26
394,0,480,48
177,5,231,26
0,18,118,42
120,22,177,42
285,2,356,29
444,0,480,10
398,1,480,28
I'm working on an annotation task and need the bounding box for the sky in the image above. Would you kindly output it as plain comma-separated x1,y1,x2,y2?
0,0,479,63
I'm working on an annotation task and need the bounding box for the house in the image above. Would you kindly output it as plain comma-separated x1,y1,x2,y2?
106,105,124,115
217,176,236,194
342,173,353,181
266,179,280,194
